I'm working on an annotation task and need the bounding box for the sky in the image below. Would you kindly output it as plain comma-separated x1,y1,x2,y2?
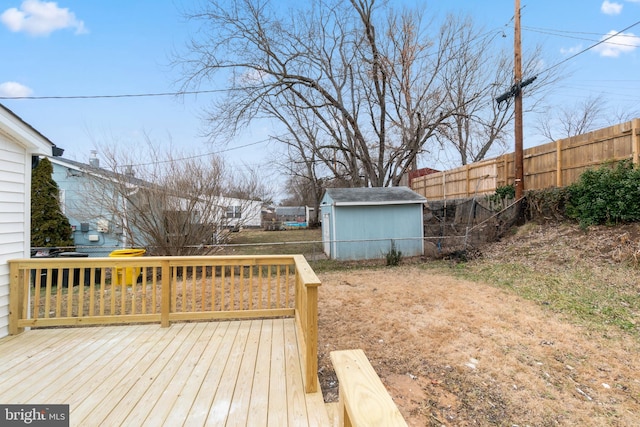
1,0,640,192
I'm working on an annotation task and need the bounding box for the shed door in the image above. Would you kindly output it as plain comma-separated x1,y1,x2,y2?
322,213,331,256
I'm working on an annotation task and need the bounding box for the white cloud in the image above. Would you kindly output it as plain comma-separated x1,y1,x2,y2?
560,44,583,56
0,81,33,97
593,31,640,57
601,0,623,14
1,0,87,37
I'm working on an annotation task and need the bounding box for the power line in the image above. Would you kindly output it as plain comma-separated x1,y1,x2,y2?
523,25,640,47
0,19,515,102
122,137,272,168
0,87,241,100
537,19,640,76
524,27,640,47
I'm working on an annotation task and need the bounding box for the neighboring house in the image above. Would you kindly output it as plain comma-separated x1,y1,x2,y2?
262,206,314,229
221,196,262,229
50,155,263,255
275,206,313,227
0,104,57,338
320,186,427,261
49,156,124,257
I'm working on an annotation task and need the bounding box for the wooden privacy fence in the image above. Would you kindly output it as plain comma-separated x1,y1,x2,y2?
8,254,321,392
412,118,640,200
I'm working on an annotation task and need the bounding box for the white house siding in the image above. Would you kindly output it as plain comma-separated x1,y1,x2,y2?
0,141,29,337
231,199,262,228
0,105,53,338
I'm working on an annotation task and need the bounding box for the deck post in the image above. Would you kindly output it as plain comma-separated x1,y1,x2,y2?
161,259,171,327
293,255,321,393
304,283,319,393
8,261,25,335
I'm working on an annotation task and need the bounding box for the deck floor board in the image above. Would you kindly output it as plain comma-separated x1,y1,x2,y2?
0,320,329,426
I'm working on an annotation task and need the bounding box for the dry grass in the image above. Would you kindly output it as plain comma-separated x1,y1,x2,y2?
317,222,640,426
317,267,640,426
31,267,297,319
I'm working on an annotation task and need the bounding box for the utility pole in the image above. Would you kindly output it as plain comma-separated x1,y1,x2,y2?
513,0,524,199
496,0,535,199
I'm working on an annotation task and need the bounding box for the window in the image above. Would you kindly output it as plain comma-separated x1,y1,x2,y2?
226,205,242,219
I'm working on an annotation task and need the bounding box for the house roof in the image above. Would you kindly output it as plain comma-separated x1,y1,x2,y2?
49,156,263,204
323,186,427,206
49,156,154,188
0,103,55,155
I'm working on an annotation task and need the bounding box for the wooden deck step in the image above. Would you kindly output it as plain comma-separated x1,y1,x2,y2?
331,349,408,426
325,402,340,427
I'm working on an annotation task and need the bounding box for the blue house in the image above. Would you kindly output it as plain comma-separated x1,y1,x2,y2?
49,154,265,257
320,187,427,261
49,155,125,257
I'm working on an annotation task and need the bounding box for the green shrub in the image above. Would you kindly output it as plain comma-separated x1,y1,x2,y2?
385,240,402,266
486,184,516,211
495,184,516,199
566,160,640,227
31,158,74,247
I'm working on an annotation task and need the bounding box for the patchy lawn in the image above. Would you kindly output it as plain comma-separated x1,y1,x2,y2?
315,222,640,426
223,227,324,257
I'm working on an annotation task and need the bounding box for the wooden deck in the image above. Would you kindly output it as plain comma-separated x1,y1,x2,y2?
0,320,330,426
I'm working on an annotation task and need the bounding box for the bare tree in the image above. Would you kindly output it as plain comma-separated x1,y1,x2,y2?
610,104,640,124
71,142,266,256
434,14,561,166
536,95,607,141
177,0,512,187
435,18,512,166
536,95,640,142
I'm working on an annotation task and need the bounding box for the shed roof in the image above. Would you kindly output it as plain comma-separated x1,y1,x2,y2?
275,206,306,216
323,186,427,206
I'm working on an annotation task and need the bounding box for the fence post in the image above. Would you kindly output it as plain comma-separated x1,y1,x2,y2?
8,261,25,335
633,118,640,166
161,259,171,327
442,172,446,200
556,137,563,187
465,164,471,197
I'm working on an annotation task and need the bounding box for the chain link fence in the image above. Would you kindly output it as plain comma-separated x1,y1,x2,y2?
31,197,521,263
423,197,522,259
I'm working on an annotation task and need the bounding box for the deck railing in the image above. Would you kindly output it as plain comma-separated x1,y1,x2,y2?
8,254,320,393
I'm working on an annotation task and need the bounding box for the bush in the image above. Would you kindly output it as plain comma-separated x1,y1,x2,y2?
31,157,74,247
385,240,402,266
525,187,571,221
486,184,515,211
566,160,640,227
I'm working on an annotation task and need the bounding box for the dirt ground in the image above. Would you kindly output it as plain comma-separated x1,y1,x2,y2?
316,225,640,426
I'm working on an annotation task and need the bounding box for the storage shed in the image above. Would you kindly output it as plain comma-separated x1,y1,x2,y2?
320,187,427,261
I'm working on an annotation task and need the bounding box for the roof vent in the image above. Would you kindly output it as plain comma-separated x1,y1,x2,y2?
89,150,99,167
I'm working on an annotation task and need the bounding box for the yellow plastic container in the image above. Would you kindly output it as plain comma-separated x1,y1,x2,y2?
109,248,146,285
